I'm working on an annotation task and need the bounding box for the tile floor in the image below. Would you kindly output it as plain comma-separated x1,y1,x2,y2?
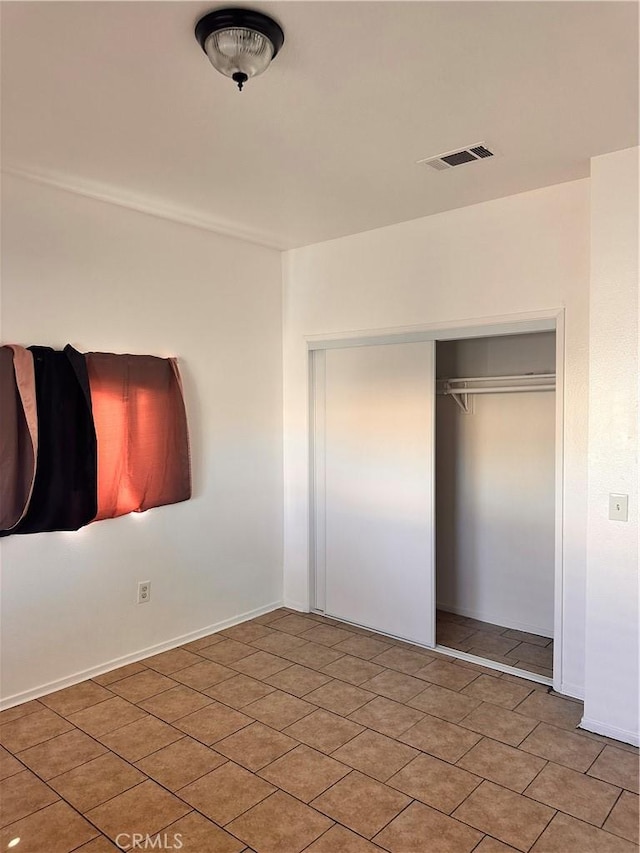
1,608,638,853
436,611,554,678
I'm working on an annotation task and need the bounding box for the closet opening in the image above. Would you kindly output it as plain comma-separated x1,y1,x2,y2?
434,332,556,682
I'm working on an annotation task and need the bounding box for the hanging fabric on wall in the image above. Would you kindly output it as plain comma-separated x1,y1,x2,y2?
86,352,191,520
12,345,98,534
0,345,38,534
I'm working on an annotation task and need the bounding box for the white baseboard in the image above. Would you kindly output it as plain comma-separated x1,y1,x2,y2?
437,602,553,639
283,599,309,613
559,681,585,701
0,600,284,711
579,716,639,747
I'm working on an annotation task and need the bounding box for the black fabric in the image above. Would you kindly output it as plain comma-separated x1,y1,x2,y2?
12,345,97,534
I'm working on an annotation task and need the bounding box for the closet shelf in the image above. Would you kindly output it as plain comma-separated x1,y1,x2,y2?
437,372,556,413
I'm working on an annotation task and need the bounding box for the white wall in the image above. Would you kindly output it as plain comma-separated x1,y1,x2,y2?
0,174,284,705
283,179,590,699
583,147,639,745
436,334,556,636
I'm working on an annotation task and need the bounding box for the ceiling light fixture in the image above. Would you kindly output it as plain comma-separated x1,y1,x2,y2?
195,7,285,92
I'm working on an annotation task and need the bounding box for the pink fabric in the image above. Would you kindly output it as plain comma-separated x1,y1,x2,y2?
0,345,38,530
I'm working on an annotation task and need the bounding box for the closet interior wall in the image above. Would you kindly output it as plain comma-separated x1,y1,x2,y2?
435,332,556,658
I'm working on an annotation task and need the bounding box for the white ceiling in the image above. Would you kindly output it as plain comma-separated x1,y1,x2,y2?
2,1,638,249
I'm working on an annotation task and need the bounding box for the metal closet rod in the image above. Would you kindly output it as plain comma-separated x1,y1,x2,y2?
440,385,555,395
442,372,556,384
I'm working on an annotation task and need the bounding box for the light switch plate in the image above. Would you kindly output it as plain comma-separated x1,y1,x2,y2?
609,494,629,522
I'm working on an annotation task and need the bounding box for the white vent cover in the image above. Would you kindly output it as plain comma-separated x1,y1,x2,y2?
418,143,496,171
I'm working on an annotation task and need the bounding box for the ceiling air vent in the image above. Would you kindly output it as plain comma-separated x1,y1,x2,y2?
418,143,496,171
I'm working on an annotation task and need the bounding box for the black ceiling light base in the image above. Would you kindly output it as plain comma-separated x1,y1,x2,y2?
232,72,249,92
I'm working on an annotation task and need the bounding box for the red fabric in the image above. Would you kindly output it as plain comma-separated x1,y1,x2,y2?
86,353,191,520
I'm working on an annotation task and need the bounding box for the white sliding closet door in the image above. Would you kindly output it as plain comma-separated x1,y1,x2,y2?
317,341,435,646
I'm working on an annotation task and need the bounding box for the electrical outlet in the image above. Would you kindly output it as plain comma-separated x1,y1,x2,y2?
137,581,151,604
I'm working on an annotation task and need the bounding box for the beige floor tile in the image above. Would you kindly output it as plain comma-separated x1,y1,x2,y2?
284,709,364,753
0,769,59,826
453,780,554,851
519,723,604,772
39,682,114,717
137,684,212,721
98,714,182,761
305,825,386,852
243,690,316,729
173,701,252,745
198,639,256,664
473,838,520,853
323,655,385,685
603,791,639,844
457,737,546,793
250,632,308,656
0,708,74,753
178,761,274,825
67,696,148,736
415,660,479,691
282,642,345,669
388,752,481,813
17,728,107,780
333,636,393,660
525,761,621,826
227,790,332,853
267,614,318,634
460,674,533,710
205,674,276,708
47,751,145,812
75,837,121,852
374,800,483,853
180,633,225,651
371,646,436,675
258,744,350,801
305,680,375,715
108,670,177,703
85,779,190,840
349,697,424,737
460,703,538,746
92,662,147,686
0,800,98,853
135,736,225,790
251,608,296,625
463,633,520,658
160,810,245,853
215,722,297,771
0,700,45,724
0,745,23,780
265,664,333,697
588,745,640,793
436,622,477,648
399,714,481,762
514,692,584,731
506,643,554,668
221,622,276,644
312,770,410,838
332,729,418,782
144,648,203,674
502,629,552,647
172,660,236,691
361,669,426,702
408,685,481,723
231,651,292,680
300,625,358,647
530,812,638,853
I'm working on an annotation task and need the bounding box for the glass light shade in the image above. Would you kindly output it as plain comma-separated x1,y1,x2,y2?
204,27,275,81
